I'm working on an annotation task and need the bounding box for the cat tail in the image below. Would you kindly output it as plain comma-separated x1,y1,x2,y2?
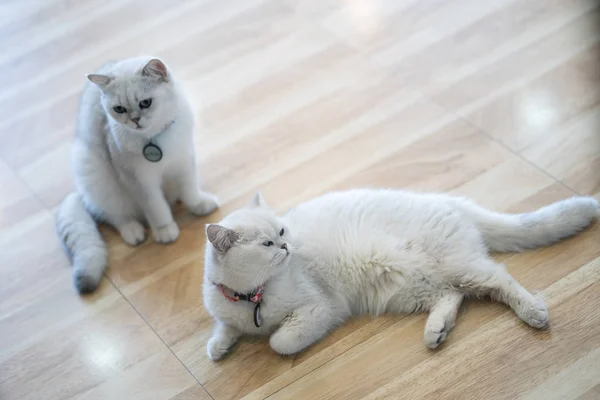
457,196,599,252
56,192,107,294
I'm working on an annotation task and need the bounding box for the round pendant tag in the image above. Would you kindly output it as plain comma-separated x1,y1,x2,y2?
143,143,163,162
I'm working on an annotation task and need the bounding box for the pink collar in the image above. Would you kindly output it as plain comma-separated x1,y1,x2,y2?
214,282,264,304
213,282,265,328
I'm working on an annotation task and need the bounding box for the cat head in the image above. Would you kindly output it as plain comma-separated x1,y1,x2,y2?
87,57,178,137
205,193,291,293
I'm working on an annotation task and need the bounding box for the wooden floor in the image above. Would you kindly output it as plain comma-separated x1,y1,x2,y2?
1,0,599,399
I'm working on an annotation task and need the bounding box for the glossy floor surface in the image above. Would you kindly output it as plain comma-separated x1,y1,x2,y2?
1,1,599,399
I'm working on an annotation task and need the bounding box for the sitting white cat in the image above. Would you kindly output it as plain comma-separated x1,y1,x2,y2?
203,190,598,359
56,57,218,294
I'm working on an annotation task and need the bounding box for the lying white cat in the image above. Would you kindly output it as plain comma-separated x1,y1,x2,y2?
56,57,218,294
203,190,598,359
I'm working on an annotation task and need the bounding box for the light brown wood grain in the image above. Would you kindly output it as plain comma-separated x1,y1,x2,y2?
0,1,598,399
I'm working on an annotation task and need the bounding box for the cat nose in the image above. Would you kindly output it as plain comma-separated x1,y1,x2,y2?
131,117,140,124
281,243,288,251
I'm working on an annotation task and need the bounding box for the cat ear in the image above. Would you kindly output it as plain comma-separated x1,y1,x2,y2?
206,224,240,253
142,58,168,81
247,192,269,209
87,74,112,88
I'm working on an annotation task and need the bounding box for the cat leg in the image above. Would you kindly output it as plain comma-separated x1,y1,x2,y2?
456,259,548,329
269,304,335,355
207,321,242,361
424,292,464,349
132,182,179,244
78,158,147,246
176,166,219,217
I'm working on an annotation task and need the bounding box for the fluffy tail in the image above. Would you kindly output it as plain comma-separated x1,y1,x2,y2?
56,192,107,293
458,196,599,252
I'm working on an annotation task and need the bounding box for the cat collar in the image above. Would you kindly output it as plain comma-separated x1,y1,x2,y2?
214,283,264,328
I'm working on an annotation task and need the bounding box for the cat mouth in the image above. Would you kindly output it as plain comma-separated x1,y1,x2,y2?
133,124,148,131
274,251,289,263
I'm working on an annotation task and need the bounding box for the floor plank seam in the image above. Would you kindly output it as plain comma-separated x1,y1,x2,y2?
4,149,134,317
255,320,405,399
420,93,584,197
283,4,585,200
1,153,53,212
105,275,216,400
2,2,599,398
258,315,430,399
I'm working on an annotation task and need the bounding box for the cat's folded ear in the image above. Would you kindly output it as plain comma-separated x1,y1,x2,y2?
206,224,240,253
142,59,168,82
247,192,269,209
87,74,112,89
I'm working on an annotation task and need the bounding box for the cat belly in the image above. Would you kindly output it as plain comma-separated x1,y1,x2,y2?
329,233,467,317
345,259,446,316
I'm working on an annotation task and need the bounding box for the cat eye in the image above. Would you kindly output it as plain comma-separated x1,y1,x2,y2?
279,229,284,236
139,98,152,109
113,106,127,114
262,241,273,247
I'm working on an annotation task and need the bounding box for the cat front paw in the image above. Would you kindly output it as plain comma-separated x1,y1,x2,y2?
516,296,549,329
207,336,231,361
424,320,449,349
118,220,147,246
153,221,180,244
269,331,302,356
188,192,219,216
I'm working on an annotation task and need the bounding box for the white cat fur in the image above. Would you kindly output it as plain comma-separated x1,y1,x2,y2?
56,57,218,294
203,190,599,359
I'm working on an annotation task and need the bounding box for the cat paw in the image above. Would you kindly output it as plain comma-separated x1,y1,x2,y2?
517,297,549,329
207,336,231,361
188,192,219,216
269,332,301,355
424,321,449,349
118,221,147,246
153,222,180,244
